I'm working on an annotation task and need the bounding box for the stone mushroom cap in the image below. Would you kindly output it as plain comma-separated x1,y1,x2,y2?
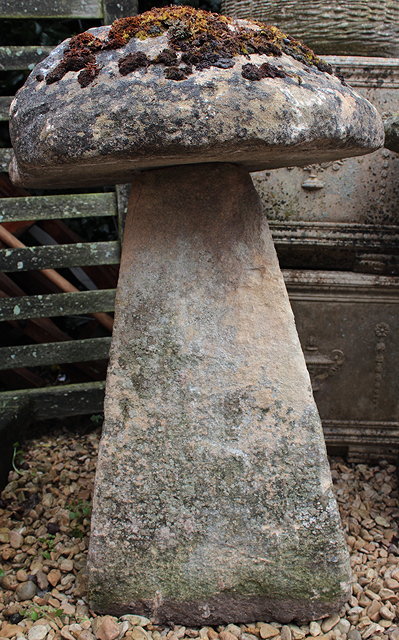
9,6,384,188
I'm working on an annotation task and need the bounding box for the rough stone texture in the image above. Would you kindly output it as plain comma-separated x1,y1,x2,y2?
9,21,383,188
384,113,399,153
88,164,351,624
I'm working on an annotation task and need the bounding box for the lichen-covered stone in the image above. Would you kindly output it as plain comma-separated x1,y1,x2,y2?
88,164,351,624
9,9,383,188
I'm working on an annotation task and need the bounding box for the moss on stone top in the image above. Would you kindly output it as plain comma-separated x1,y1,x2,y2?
39,5,334,87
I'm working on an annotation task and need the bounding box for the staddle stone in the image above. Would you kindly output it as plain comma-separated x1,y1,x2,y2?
88,164,351,624
8,5,385,625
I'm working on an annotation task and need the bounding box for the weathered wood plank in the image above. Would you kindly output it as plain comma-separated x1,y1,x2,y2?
0,337,111,370
0,46,52,71
0,289,116,321
0,241,120,272
0,97,12,122
222,0,399,56
103,0,138,22
0,0,102,18
0,193,117,223
0,381,105,421
0,148,12,172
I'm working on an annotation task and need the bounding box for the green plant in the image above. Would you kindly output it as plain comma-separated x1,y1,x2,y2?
38,534,56,558
90,414,103,426
25,605,64,622
11,442,24,475
67,499,92,538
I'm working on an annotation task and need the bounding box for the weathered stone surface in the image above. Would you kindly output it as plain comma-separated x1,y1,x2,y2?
88,164,351,624
384,113,399,153
9,16,383,188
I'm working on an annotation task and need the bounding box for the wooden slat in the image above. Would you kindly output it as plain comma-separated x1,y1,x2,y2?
0,381,105,421
0,46,52,71
0,149,12,173
0,192,117,223
0,0,103,18
0,97,12,122
0,241,120,272
103,0,138,21
0,289,116,321
0,337,111,370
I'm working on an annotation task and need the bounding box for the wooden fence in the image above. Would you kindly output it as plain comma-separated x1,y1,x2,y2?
0,0,138,444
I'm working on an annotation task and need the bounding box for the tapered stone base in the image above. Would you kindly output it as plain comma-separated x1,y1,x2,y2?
88,164,351,624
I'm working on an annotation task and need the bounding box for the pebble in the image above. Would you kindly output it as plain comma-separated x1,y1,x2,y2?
309,622,321,637
1,432,398,640
120,617,151,628
129,627,149,640
28,625,49,640
9,531,23,550
321,616,340,633
347,631,361,640
94,617,120,640
258,625,279,639
47,569,61,587
280,626,292,640
15,581,37,601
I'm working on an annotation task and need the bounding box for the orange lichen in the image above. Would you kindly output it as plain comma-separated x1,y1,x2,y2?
39,5,333,87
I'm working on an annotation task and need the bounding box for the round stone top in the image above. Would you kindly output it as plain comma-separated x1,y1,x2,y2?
9,6,383,188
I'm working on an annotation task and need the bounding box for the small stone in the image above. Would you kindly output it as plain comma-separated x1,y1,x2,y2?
95,618,120,640
117,622,129,640
28,625,49,640
207,630,218,640
0,623,25,638
1,574,17,590
16,570,28,582
336,620,350,635
225,627,242,638
9,530,23,549
47,570,61,587
321,616,340,633
309,622,321,637
258,626,279,640
121,618,150,629
60,602,76,616
389,630,399,640
288,626,305,640
380,606,395,620
61,627,76,640
347,632,361,640
130,629,148,640
16,581,37,601
59,559,74,572
362,624,384,639
219,632,238,640
280,627,291,640
35,571,49,591
78,633,95,640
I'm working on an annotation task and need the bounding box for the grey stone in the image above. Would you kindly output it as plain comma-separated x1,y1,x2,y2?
15,580,37,601
384,113,399,153
88,163,351,624
9,17,383,189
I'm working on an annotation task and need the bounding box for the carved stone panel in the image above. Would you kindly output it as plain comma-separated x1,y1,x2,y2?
284,270,399,459
254,57,399,274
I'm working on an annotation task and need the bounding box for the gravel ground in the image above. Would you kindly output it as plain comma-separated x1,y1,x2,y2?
0,429,398,640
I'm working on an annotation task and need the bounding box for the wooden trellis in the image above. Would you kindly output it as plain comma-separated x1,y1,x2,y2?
0,0,137,435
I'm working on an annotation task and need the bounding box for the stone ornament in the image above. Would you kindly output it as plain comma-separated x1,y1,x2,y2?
8,7,384,625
